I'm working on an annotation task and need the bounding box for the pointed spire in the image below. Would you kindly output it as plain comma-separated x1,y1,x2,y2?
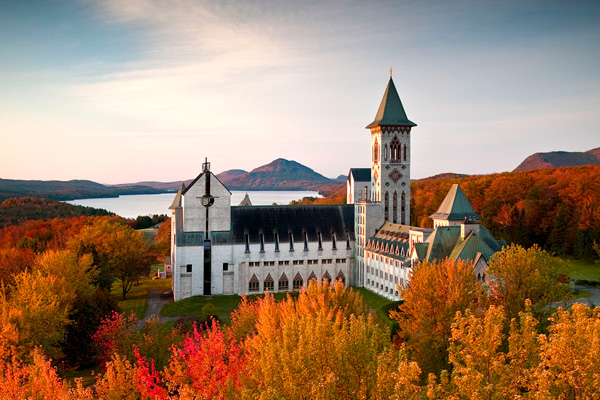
430,184,482,221
169,182,186,209
239,193,253,206
366,76,416,128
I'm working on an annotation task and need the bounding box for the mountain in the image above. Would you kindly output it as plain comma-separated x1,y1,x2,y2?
111,180,194,191
514,147,600,172
333,175,347,183
216,159,334,190
0,178,166,202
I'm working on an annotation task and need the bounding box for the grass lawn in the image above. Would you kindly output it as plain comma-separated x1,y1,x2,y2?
112,263,172,319
561,257,600,282
137,227,158,243
161,292,294,325
65,367,96,388
353,287,400,332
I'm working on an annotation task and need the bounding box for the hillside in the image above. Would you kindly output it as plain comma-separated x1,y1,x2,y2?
514,147,600,172
111,180,193,191
216,158,334,190
0,197,114,228
0,178,166,202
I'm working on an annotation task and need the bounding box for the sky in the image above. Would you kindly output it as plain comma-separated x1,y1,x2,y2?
1,0,599,184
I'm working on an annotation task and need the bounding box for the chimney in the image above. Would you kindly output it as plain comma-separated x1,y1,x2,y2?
461,218,480,239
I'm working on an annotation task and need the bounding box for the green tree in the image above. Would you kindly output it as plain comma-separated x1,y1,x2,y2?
487,244,570,321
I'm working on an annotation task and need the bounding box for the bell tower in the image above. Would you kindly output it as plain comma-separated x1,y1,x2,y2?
366,72,416,225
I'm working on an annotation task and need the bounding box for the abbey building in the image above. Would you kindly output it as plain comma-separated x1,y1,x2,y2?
169,75,503,301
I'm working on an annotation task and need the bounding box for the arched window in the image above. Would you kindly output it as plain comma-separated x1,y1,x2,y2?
249,274,259,292
336,271,346,285
384,144,388,161
308,271,317,283
373,139,379,163
323,271,332,284
393,191,398,223
279,273,289,291
384,192,389,221
390,136,400,162
401,191,406,225
293,272,303,291
404,144,407,161
264,273,274,292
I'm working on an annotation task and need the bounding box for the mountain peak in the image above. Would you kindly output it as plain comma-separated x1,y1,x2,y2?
514,148,600,172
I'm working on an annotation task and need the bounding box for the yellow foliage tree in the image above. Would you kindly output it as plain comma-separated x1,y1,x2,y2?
390,258,487,376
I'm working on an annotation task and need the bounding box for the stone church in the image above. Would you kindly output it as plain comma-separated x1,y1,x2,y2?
169,75,502,301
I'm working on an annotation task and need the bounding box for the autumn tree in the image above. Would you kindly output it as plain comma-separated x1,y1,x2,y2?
487,244,570,321
154,218,171,259
390,258,487,377
69,219,155,299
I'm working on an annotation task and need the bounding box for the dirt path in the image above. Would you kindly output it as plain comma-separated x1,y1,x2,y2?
136,289,178,328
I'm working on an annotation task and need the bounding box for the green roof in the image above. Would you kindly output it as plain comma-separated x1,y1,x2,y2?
430,184,482,221
449,232,495,262
366,77,416,128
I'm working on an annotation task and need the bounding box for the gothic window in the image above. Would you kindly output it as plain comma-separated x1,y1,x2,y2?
323,270,332,284
303,231,309,251
274,232,279,252
264,273,274,292
336,271,346,285
332,231,337,250
293,272,303,291
384,144,388,161
249,274,259,292
308,271,317,283
279,273,289,291
259,232,265,252
390,136,400,162
393,191,398,223
346,233,351,250
384,192,389,221
404,144,407,161
318,231,323,251
245,233,250,252
373,139,379,163
289,232,294,251
401,192,406,225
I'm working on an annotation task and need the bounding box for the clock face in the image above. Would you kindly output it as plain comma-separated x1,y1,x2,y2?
389,168,403,183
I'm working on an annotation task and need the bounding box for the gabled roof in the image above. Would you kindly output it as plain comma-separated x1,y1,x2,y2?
430,184,482,221
169,183,186,209
348,168,371,182
449,232,495,262
366,77,416,129
424,226,461,261
182,171,232,196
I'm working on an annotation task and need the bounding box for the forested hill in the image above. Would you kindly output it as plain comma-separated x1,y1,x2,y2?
0,197,114,228
216,158,335,190
0,178,166,202
410,165,600,259
514,147,600,172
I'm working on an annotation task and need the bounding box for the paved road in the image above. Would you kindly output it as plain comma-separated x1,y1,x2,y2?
570,283,600,307
136,289,177,329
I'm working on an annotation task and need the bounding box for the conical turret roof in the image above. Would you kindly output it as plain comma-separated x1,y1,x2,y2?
366,77,416,128
430,184,482,221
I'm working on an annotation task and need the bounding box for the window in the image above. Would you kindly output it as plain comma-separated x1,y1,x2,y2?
279,273,289,291
289,232,294,251
303,231,309,251
282,260,290,265
245,233,250,252
390,136,400,162
274,232,279,252
393,191,398,223
404,144,407,161
223,263,228,271
384,192,389,221
323,271,332,283
346,233,351,250
384,143,388,161
332,231,337,250
401,192,406,225
186,264,192,273
293,260,302,265
336,271,346,285
249,274,259,292
308,271,317,283
259,232,265,252
318,231,323,251
373,139,379,163
264,274,274,292
293,272,303,290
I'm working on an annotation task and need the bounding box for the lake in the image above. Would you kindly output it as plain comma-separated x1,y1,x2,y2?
66,191,321,219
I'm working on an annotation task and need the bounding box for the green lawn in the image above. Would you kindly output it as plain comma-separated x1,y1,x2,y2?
161,292,294,325
137,227,158,243
562,257,600,282
111,263,172,319
353,287,400,332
